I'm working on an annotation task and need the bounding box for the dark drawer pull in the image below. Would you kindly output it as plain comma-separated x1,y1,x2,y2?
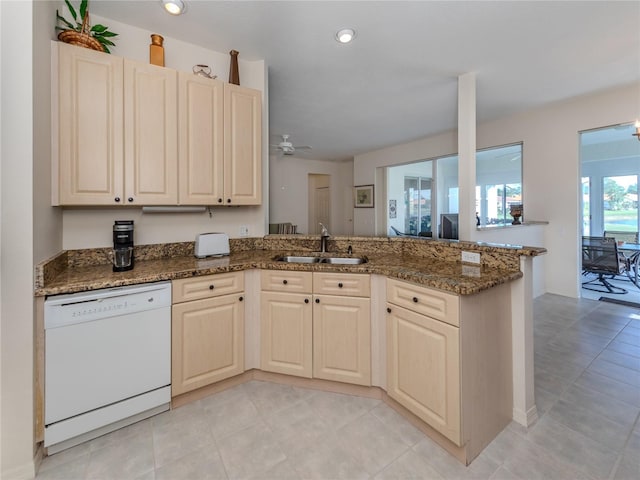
239,296,244,301
209,285,215,290
338,282,343,288
283,279,288,285
128,197,134,203
114,197,121,203
387,307,391,313
315,298,320,304
412,297,418,303
304,298,309,304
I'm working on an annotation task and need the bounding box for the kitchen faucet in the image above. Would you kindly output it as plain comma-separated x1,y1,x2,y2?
319,223,330,253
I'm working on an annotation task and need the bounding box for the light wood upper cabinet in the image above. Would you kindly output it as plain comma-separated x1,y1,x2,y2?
56,42,123,205
224,84,262,205
124,60,178,205
54,42,262,207
178,73,224,205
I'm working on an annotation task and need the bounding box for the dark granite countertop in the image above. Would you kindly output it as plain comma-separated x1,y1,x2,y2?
35,248,524,297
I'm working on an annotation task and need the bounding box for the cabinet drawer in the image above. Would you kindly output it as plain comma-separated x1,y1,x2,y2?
173,272,244,303
261,270,312,293
313,273,370,297
386,278,459,327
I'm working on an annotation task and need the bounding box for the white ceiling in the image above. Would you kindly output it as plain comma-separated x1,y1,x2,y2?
90,1,640,161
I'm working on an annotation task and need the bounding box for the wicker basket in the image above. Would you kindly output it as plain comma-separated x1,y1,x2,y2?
57,10,104,53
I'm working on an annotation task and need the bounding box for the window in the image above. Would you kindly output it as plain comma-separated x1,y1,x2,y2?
580,124,640,236
582,177,590,236
385,144,522,237
475,144,523,226
404,176,432,235
603,175,638,232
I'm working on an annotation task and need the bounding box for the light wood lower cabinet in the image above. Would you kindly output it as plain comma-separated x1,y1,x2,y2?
313,294,370,386
260,270,371,385
260,291,313,378
386,302,460,443
171,273,244,396
386,278,513,461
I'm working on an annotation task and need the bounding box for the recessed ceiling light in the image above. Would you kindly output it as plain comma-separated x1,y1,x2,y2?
162,0,185,15
335,28,356,44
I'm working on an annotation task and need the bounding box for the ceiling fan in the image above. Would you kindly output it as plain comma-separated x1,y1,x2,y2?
270,134,312,156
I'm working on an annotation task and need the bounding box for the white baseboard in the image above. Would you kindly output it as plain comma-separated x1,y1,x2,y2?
513,404,539,427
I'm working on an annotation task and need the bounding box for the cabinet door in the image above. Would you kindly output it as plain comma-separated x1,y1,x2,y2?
172,293,244,396
178,73,224,205
223,84,262,205
260,291,312,378
57,43,123,205
124,60,178,205
387,304,461,444
313,295,371,386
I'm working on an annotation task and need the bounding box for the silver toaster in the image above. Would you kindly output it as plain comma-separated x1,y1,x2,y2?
195,233,230,258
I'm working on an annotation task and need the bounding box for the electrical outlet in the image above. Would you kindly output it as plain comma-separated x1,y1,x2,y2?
462,265,481,277
240,225,249,237
461,251,481,264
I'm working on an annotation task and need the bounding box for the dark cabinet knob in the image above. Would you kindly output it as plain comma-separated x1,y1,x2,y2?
413,297,418,303
227,198,231,203
128,197,134,203
283,279,288,285
315,298,320,304
239,296,244,302
338,282,343,288
209,285,214,290
304,298,309,304
114,197,121,202
218,198,223,203
387,307,391,313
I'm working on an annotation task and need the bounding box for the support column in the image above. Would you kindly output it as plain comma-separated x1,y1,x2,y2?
511,256,538,427
457,72,476,241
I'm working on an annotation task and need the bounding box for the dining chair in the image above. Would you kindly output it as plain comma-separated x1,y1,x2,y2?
582,236,627,294
604,230,640,286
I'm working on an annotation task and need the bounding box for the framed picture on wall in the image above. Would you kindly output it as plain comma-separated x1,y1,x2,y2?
354,185,374,208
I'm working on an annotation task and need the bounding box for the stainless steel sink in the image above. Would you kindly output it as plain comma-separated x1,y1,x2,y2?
274,255,367,265
274,255,321,263
321,257,367,265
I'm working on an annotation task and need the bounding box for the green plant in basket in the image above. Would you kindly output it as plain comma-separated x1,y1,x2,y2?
56,0,118,53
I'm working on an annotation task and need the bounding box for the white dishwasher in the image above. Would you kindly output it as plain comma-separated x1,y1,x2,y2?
44,281,171,453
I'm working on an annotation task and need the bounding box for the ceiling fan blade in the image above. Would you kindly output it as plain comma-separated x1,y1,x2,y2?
293,145,312,150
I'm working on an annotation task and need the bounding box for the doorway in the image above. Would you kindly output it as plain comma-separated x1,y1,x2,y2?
579,123,640,304
308,174,331,235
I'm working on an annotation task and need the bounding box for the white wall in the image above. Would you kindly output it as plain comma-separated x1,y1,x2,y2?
1,0,37,477
61,15,269,250
354,82,640,298
269,154,354,235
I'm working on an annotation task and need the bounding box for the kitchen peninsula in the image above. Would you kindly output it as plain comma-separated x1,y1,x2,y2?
35,235,545,465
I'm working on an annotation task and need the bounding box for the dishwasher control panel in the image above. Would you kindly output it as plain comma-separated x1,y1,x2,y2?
45,282,171,329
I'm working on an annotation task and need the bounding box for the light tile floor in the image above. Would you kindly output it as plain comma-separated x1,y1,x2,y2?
37,294,640,480
581,272,640,305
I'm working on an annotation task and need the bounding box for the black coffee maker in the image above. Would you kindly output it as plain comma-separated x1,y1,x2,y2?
112,220,134,272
